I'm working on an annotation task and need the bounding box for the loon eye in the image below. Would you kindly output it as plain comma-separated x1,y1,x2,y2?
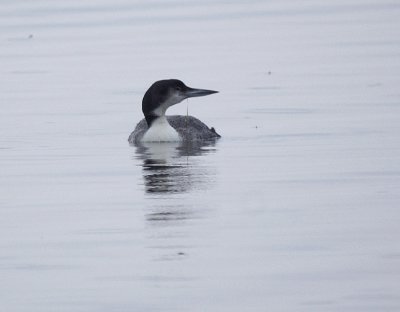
175,86,181,91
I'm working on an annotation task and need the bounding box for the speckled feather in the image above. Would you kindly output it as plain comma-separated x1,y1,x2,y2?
128,115,221,144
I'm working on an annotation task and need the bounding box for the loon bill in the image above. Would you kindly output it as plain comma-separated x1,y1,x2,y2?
128,79,220,143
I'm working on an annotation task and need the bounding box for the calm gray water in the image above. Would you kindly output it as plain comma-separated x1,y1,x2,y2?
1,1,400,311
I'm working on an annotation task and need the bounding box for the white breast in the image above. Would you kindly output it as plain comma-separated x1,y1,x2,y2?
141,116,182,142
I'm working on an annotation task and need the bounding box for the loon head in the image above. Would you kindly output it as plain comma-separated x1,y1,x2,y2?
142,79,218,126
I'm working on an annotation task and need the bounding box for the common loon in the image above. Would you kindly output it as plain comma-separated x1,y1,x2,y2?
128,79,220,143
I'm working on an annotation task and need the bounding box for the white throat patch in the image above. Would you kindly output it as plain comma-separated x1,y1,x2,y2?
152,92,185,117
141,116,181,142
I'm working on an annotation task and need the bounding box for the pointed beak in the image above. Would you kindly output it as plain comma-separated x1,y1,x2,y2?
184,87,218,98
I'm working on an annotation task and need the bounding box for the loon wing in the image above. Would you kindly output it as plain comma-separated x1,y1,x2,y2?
167,115,221,141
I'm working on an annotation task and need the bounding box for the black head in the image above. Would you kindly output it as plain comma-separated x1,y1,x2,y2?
142,79,218,126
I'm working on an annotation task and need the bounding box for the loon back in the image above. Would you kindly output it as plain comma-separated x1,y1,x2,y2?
128,115,221,144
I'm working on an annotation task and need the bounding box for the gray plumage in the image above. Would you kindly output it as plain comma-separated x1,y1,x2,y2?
128,115,220,144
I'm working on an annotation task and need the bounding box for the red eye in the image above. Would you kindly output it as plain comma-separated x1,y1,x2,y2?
175,87,181,91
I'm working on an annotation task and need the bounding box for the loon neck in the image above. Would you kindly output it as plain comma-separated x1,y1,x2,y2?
141,115,181,142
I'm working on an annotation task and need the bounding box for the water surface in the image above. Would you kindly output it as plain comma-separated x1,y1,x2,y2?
1,0,400,311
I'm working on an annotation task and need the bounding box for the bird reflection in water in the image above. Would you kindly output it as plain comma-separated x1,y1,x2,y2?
133,140,218,195
132,140,218,261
